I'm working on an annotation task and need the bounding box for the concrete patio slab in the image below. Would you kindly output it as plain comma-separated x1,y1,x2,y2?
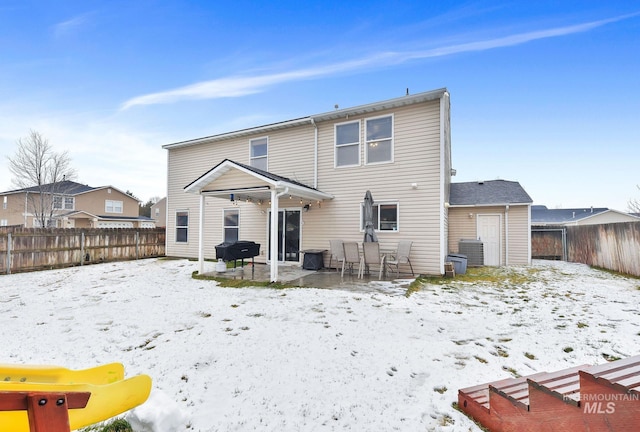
205,262,416,295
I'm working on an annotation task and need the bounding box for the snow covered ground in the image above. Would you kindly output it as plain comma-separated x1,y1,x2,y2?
1,258,639,431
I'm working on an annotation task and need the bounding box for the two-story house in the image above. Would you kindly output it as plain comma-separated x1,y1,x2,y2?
163,88,532,281
0,181,155,228
150,197,167,228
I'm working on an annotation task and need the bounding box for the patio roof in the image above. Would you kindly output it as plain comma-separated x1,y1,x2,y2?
184,159,333,283
184,159,333,202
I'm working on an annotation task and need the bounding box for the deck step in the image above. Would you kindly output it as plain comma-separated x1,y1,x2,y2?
527,364,589,407
458,355,640,432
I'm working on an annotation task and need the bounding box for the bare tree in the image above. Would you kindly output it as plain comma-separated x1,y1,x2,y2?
629,185,640,214
8,130,77,227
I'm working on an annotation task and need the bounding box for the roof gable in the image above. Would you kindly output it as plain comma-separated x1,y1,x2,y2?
184,159,333,201
163,88,448,150
531,206,640,224
449,180,533,206
4,180,95,195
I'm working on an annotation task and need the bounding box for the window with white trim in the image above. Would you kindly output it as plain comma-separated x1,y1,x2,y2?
53,196,74,210
250,137,268,171
361,202,399,231
176,211,189,243
365,115,393,164
105,200,123,213
335,120,360,167
2,196,6,210
223,209,239,243
1,219,7,226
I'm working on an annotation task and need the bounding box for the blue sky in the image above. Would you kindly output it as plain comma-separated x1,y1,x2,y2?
1,1,639,210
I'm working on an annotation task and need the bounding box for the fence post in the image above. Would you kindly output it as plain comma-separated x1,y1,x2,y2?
6,232,11,275
81,231,85,266
136,231,140,260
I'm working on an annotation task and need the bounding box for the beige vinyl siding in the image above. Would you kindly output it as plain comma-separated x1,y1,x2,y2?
74,189,139,217
506,204,531,265
312,100,443,275
448,205,531,266
151,197,167,228
0,194,27,226
166,124,316,261
267,128,315,186
165,96,447,275
167,146,214,257
448,208,479,252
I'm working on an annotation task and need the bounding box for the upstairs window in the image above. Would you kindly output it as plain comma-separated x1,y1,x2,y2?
2,196,6,210
250,137,268,171
365,115,393,164
223,209,239,243
53,196,74,210
105,200,123,213
335,120,360,167
176,211,189,243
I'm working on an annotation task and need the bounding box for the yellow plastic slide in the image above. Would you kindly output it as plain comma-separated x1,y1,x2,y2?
0,363,152,431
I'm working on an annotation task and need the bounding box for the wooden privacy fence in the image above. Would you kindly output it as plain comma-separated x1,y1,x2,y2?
533,221,640,277
566,221,640,277
0,227,165,275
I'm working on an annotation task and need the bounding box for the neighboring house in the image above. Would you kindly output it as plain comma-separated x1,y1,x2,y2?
531,205,640,260
151,197,167,228
448,180,533,266
0,181,155,228
531,205,640,226
162,88,532,280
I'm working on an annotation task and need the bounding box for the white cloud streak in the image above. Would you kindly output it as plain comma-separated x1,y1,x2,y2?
53,14,90,38
121,13,637,110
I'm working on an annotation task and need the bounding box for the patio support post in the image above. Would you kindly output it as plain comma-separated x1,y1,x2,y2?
198,193,205,275
270,189,278,282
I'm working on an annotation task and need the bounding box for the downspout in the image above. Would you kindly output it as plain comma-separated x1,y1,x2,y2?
311,118,318,189
505,205,509,266
24,191,28,227
270,186,290,282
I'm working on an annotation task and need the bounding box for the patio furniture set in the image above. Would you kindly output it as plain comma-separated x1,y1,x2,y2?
328,239,414,279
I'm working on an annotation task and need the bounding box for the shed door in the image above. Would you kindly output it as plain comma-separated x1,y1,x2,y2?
477,214,501,266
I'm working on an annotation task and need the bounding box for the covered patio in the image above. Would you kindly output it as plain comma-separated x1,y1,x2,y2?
184,159,334,282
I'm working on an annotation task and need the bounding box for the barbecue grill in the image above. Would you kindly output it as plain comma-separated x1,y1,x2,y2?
215,241,260,268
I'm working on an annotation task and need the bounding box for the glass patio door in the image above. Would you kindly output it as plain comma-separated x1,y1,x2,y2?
268,209,301,262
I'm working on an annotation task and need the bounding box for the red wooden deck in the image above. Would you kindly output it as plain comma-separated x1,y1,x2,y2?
458,355,640,432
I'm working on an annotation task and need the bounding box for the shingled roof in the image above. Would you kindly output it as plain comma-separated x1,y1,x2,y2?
5,180,95,195
449,180,533,206
531,205,610,224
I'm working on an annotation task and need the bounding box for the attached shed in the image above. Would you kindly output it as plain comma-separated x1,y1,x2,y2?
448,180,533,266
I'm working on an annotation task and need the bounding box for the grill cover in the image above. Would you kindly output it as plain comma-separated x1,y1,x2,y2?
215,241,260,261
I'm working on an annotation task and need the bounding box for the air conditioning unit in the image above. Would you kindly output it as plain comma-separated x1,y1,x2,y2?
459,239,484,266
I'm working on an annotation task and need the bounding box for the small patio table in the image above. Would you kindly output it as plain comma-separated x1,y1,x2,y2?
301,249,327,270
